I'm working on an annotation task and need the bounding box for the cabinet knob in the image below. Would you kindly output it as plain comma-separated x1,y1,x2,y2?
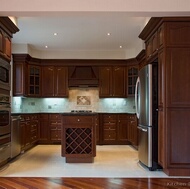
78,119,80,122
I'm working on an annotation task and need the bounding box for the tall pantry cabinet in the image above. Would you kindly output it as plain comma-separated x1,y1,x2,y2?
139,17,190,176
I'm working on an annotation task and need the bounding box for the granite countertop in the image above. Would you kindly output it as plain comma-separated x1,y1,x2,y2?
11,112,136,115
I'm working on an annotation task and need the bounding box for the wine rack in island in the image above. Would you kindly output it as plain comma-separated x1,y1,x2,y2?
61,114,96,163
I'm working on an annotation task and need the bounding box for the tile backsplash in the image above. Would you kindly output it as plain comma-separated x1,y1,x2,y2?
12,88,136,113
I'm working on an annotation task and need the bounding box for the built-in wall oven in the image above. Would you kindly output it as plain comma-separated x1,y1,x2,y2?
0,94,11,135
0,57,11,91
0,94,11,164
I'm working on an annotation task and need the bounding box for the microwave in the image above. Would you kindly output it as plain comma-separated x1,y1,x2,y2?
0,58,10,91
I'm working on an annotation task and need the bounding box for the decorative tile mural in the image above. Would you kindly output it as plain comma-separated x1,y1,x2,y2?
77,96,91,105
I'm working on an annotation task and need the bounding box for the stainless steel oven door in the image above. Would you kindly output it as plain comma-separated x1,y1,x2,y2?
0,58,11,91
0,103,11,135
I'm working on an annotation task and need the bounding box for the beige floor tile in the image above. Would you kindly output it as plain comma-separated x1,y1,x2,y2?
0,145,168,177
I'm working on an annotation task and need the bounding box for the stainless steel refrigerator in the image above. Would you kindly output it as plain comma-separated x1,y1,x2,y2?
135,63,159,171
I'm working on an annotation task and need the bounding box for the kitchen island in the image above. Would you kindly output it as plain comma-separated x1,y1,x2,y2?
61,113,97,163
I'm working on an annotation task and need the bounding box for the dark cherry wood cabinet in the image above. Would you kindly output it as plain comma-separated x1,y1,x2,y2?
28,65,41,96
0,17,19,62
49,114,62,142
12,54,41,97
102,114,117,143
139,17,190,176
41,66,68,97
127,114,138,147
117,114,128,142
41,66,54,96
126,66,138,96
100,113,137,146
61,114,96,163
39,114,49,143
99,66,126,97
99,67,112,97
20,114,39,152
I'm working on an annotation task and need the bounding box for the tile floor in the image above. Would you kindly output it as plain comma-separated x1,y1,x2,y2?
0,145,168,177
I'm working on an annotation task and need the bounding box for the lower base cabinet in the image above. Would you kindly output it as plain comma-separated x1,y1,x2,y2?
20,114,39,152
99,113,138,146
61,114,96,163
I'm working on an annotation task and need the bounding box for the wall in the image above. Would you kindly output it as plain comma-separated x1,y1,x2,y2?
12,88,136,113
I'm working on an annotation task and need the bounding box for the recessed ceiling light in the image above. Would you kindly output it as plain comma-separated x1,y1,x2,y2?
107,33,111,36
54,33,57,36
119,46,123,48
45,45,48,48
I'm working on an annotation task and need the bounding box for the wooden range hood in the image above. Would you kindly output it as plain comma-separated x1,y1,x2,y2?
68,66,99,88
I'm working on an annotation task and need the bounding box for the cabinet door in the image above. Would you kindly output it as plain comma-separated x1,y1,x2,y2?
117,114,128,142
13,62,27,96
41,66,54,96
54,67,68,97
112,67,126,97
99,67,112,97
39,114,49,143
127,66,138,96
4,36,11,60
28,65,41,96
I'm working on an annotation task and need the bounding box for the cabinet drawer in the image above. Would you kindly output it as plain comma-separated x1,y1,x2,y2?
63,116,94,124
103,123,116,129
40,114,49,119
104,130,116,140
128,115,136,120
49,114,61,120
49,121,61,126
118,114,128,120
30,124,38,131
50,130,61,140
50,125,61,130
103,114,117,122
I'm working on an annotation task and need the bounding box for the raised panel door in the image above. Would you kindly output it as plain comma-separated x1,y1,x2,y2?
13,62,26,96
54,67,68,97
4,36,11,60
117,116,128,142
41,66,54,96
166,48,190,107
112,67,126,97
39,114,49,143
99,67,112,97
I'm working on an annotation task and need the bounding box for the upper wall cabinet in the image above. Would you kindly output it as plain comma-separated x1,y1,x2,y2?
12,54,41,97
0,17,19,62
126,66,138,97
41,66,68,97
99,66,126,98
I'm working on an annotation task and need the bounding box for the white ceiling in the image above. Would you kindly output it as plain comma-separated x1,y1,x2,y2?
12,13,149,52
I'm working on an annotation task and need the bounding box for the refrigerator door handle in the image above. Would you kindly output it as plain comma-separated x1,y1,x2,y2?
135,77,140,119
137,126,148,132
